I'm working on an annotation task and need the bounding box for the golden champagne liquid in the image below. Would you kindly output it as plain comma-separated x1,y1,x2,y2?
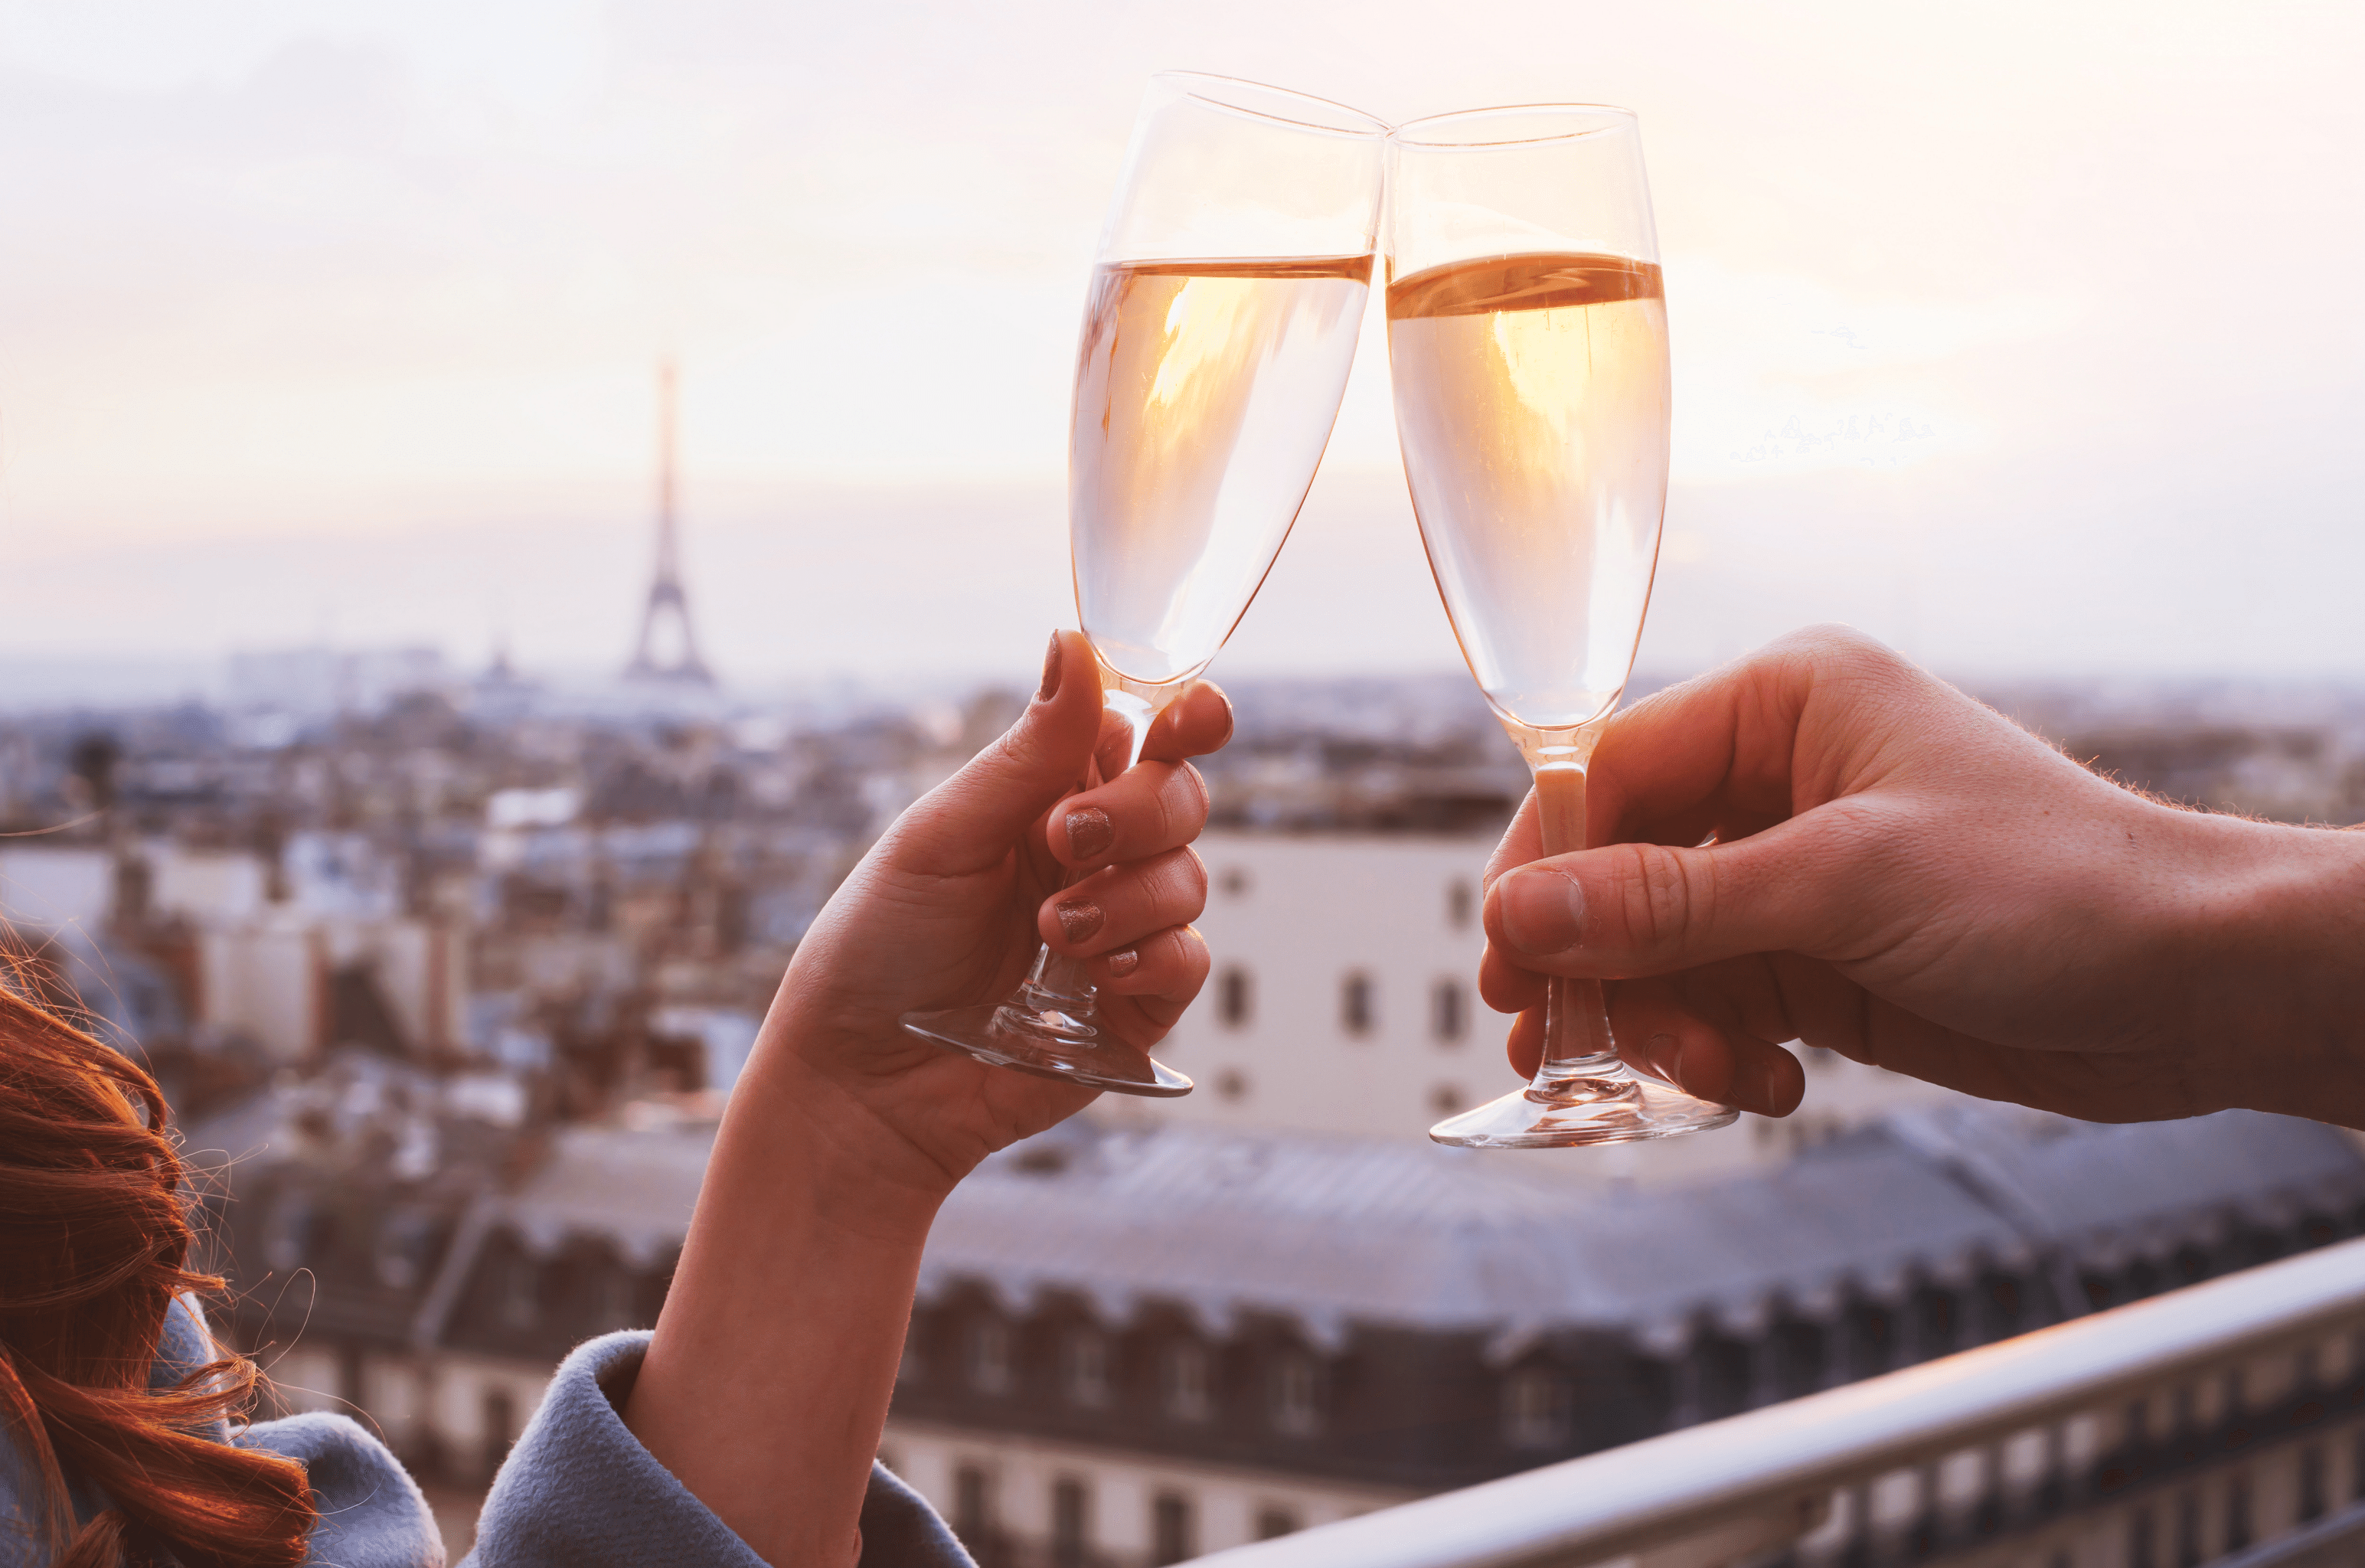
1388,253,1670,730
1071,256,1371,684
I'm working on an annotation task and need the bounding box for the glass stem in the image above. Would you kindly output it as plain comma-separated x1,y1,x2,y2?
1511,717,1622,1087
1531,761,1617,1077
1014,666,1162,1016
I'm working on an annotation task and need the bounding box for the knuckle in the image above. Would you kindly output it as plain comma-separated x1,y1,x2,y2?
1176,761,1211,828
1612,842,1709,964
1177,847,1210,914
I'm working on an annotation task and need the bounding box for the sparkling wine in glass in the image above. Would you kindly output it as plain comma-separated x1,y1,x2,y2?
1387,104,1737,1146
901,74,1386,1096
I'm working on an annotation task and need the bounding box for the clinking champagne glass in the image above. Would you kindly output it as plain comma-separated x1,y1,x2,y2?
902,73,1386,1096
1386,104,1738,1147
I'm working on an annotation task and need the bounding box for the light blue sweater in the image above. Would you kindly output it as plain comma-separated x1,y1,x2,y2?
0,1300,972,1568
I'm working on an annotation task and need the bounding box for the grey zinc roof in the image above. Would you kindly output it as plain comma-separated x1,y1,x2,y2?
920,1119,2027,1355
500,1122,714,1267
1880,1103,2365,1266
417,1102,2365,1364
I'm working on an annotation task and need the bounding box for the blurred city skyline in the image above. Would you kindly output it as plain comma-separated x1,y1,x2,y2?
2,0,2361,687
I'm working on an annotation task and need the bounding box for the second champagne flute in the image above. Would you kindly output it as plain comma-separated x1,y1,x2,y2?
902,73,1386,1096
1387,103,1737,1147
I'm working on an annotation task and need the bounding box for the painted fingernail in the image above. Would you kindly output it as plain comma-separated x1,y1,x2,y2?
1499,869,1584,955
1105,947,1140,978
1039,632,1063,701
1054,899,1103,944
1065,805,1114,860
1756,1060,1790,1114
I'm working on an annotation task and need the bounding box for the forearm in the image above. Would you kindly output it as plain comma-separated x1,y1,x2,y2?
622,1027,949,1566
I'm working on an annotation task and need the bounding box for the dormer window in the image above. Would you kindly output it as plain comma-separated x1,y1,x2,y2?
1270,1348,1319,1436
1504,1364,1573,1449
1162,1341,1212,1423
1062,1328,1110,1409
969,1318,1012,1396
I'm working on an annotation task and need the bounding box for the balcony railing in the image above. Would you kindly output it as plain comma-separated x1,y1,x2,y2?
1194,1236,2365,1568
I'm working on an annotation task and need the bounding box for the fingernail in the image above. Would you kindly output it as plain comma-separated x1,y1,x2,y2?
1055,899,1103,944
1065,805,1114,860
1039,632,1063,701
1756,1060,1788,1114
1105,947,1139,978
1499,869,1584,955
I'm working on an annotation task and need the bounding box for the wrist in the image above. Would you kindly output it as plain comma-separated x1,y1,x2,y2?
2195,818,2365,1125
725,998,972,1235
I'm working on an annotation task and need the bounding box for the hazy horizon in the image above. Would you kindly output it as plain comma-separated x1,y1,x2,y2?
3,1,2361,691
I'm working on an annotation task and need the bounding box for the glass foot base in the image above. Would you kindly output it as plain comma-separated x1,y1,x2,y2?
1429,1060,1736,1148
900,1003,1193,1098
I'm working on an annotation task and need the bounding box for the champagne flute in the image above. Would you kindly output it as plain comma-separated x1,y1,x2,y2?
1386,104,1737,1146
902,73,1387,1096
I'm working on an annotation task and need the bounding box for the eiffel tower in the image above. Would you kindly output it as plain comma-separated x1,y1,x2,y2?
623,359,717,686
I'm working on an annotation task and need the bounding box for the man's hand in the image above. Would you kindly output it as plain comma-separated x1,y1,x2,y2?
1478,626,2365,1127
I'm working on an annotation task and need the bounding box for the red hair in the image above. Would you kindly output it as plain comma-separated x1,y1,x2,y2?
0,981,316,1567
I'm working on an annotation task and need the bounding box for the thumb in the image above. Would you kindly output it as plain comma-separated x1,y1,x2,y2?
884,629,1103,876
1483,810,1863,978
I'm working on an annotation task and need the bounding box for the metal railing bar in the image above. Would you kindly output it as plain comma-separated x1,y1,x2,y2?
2209,1494,2365,1568
1191,1237,2365,1568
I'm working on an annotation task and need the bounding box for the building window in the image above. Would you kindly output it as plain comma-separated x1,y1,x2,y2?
1217,1069,1249,1102
500,1253,539,1331
1271,1348,1319,1436
2300,1443,2327,1522
1220,866,1251,897
2224,1471,2252,1553
1062,1327,1109,1409
2174,1488,2200,1568
1152,1492,1194,1565
1256,1506,1301,1540
1432,979,1465,1044
1340,972,1374,1037
1051,1477,1090,1568
969,1318,1011,1396
2128,1507,2155,1568
1163,1341,1212,1423
1447,880,1473,929
1504,1364,1573,1449
1429,1083,1465,1116
1219,967,1253,1028
375,1208,432,1289
954,1465,994,1550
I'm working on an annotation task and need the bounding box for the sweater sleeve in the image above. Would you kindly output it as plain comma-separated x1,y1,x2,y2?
464,1331,973,1568
232,1415,442,1568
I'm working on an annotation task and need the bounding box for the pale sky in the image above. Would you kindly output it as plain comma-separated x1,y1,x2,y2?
1,1,2361,689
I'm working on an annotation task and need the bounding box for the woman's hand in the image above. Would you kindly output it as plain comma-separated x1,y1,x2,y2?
626,629,1233,1568
756,628,1231,1206
1478,625,2365,1127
